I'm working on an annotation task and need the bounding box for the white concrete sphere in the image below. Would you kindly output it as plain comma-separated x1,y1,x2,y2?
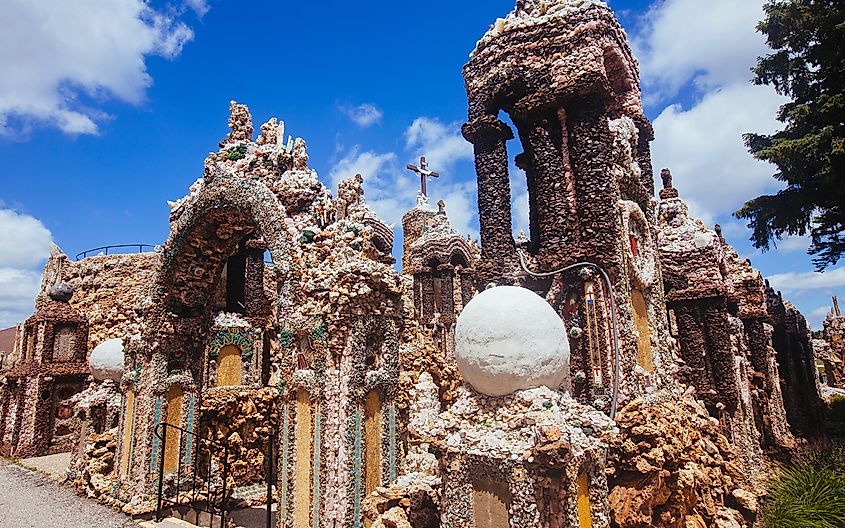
89,338,124,382
454,285,570,397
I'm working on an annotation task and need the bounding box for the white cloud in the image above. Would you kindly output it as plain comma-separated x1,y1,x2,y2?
631,0,791,228
0,0,200,136
633,0,770,103
765,267,845,295
775,234,812,254
0,208,52,327
650,83,787,222
184,0,210,17
808,305,834,329
0,209,52,268
328,146,397,191
405,117,474,171
340,103,384,128
328,117,479,240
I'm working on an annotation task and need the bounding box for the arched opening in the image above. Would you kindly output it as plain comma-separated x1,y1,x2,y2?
160,205,266,317
217,345,242,387
364,390,383,499
577,471,592,528
164,385,183,474
52,325,76,361
499,111,531,243
631,290,654,373
293,390,311,528
472,475,511,528
364,335,382,370
603,49,634,100
120,388,135,477
430,262,444,315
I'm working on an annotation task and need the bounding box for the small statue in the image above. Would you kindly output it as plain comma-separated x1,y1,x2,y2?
660,168,673,189
659,168,679,199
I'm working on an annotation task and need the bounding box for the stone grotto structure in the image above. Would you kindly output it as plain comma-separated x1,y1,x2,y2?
816,296,845,389
461,0,673,409
0,1,829,527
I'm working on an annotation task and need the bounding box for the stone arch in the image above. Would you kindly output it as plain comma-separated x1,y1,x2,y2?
602,47,635,102
154,175,292,317
449,247,472,268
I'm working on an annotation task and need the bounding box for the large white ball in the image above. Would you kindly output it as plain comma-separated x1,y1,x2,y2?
454,285,570,397
89,338,124,382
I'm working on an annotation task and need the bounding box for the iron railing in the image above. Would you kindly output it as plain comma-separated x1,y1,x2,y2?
75,244,155,260
154,422,277,528
154,422,230,528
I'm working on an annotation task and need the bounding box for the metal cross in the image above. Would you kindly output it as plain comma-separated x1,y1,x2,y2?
406,156,439,197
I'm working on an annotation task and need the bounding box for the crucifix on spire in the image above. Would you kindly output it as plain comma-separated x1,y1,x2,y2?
406,156,439,197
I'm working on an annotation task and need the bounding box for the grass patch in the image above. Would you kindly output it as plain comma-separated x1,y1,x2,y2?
763,446,845,528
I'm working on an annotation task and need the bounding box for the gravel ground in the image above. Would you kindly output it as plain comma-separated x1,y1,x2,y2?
0,459,137,528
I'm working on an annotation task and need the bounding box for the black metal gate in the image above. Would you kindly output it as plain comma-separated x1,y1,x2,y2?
154,423,276,528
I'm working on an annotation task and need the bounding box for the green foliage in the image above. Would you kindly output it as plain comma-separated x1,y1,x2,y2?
225,143,248,161
735,0,845,270
279,329,295,349
298,229,316,244
825,396,845,436
311,324,327,342
763,446,845,528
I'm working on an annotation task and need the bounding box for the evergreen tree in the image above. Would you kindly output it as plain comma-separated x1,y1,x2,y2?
735,0,845,270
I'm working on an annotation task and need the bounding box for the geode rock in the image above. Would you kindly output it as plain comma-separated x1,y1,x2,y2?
48,282,74,301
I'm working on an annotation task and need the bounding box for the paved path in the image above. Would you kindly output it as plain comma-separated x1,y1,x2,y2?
21,452,72,479
0,458,138,528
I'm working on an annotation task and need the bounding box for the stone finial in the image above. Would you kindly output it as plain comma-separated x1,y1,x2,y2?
219,100,254,147
714,224,724,241
256,117,279,146
292,138,308,171
659,168,679,199
661,168,672,189
437,200,446,215
834,295,841,317
335,173,365,221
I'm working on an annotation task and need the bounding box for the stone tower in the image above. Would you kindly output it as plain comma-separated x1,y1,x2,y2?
461,0,672,403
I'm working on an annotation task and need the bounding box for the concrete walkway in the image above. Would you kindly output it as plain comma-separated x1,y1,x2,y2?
0,458,137,528
20,451,72,479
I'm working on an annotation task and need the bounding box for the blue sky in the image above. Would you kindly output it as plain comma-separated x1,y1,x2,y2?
0,0,842,329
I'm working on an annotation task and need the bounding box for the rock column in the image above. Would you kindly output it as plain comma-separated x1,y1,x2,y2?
462,115,515,273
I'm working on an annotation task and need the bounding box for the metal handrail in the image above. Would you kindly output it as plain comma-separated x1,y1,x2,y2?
75,244,155,260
